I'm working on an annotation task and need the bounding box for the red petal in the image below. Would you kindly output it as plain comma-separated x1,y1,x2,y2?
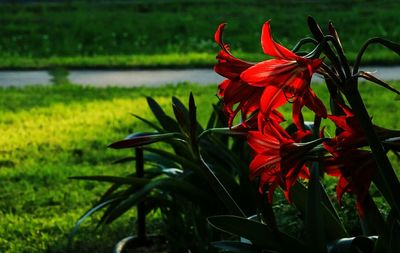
240,59,297,87
219,80,263,126
248,131,281,153
261,21,297,60
214,23,226,46
292,97,306,131
271,109,285,123
336,176,350,206
217,79,230,97
303,87,328,118
249,154,281,179
214,50,253,79
259,85,288,117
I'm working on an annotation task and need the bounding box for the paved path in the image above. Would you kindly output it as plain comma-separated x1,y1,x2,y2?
0,66,400,87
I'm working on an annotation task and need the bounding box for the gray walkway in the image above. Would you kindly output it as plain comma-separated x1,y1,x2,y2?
0,66,399,87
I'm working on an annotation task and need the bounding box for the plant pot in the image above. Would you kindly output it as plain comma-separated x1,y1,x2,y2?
113,235,167,253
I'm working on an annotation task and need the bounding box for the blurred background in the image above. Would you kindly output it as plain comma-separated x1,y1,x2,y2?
2,0,400,69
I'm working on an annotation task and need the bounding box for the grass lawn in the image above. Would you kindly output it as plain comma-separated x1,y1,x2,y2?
2,0,400,69
0,82,399,252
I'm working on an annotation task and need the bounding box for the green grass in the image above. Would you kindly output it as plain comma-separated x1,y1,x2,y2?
0,82,399,252
2,0,400,69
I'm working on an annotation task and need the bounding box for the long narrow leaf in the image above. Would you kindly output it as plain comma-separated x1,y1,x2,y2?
211,241,258,253
69,175,150,185
290,182,348,240
354,37,400,74
206,106,218,130
172,101,190,135
112,156,135,164
188,92,198,152
327,236,377,253
131,113,163,132
355,71,400,95
103,177,210,224
306,165,327,253
109,132,182,149
199,153,245,217
208,215,305,252
387,210,400,253
146,96,180,132
67,198,122,251
143,147,203,174
292,37,318,53
173,95,204,132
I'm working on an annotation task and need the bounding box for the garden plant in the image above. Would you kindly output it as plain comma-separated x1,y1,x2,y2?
72,16,400,253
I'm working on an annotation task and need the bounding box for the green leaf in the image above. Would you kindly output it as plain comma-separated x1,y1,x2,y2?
103,177,210,224
146,96,180,132
292,37,318,53
306,165,327,253
206,105,218,130
328,22,343,52
131,113,163,132
208,215,305,252
67,198,122,251
199,154,245,217
144,153,180,169
172,95,204,132
108,132,182,149
69,175,150,185
387,210,400,253
373,235,386,253
198,127,247,140
111,156,135,164
188,92,198,152
99,183,123,202
211,241,259,253
354,37,400,74
290,182,348,240
172,99,190,135
307,16,324,41
143,147,202,174
327,236,377,253
355,71,400,95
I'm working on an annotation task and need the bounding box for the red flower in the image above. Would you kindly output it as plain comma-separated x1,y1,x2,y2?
214,24,264,127
247,123,310,202
322,104,381,215
240,21,327,131
324,104,365,151
323,149,376,216
326,103,400,152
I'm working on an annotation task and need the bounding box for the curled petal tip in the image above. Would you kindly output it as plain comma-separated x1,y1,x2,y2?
214,23,227,45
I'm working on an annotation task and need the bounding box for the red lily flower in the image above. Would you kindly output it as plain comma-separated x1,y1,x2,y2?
240,21,327,131
322,104,382,216
247,123,310,202
325,104,365,151
214,23,264,127
323,149,376,216
324,103,400,152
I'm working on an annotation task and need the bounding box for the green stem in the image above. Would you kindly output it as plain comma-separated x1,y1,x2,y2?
345,83,400,218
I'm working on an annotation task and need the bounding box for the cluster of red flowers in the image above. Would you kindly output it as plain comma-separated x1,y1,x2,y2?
214,21,389,211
